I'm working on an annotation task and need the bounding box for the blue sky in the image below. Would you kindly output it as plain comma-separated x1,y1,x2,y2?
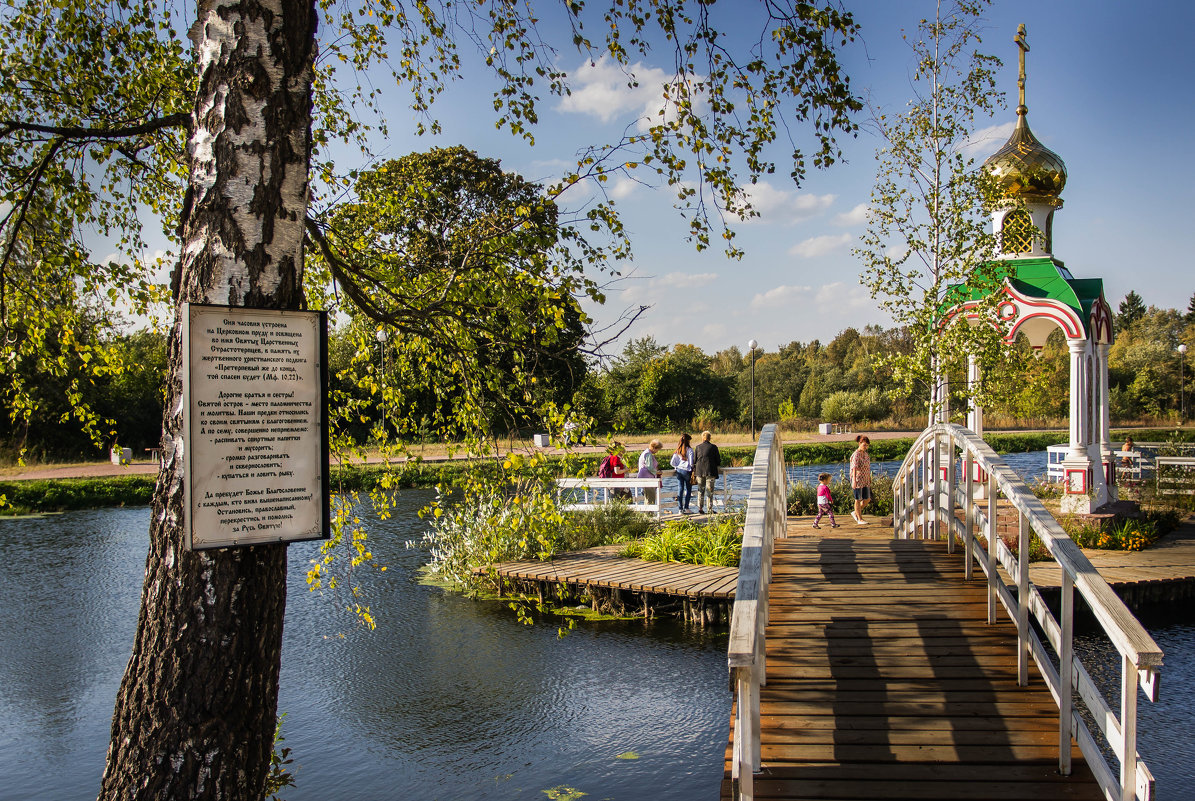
344,0,1193,358
124,2,1194,357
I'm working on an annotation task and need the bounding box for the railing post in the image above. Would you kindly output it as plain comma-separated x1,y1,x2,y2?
987,474,998,624
917,442,927,542
1059,569,1074,776
1121,654,1138,801
964,449,974,580
927,432,936,540
945,430,956,554
1017,510,1030,686
907,454,915,538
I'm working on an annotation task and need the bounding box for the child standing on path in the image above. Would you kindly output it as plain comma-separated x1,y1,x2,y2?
812,473,839,529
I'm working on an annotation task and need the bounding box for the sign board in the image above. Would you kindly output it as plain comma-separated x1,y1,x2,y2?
182,304,329,550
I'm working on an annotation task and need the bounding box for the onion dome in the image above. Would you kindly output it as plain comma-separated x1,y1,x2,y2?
983,112,1067,200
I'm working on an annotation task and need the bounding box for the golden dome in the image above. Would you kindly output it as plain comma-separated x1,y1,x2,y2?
983,113,1067,199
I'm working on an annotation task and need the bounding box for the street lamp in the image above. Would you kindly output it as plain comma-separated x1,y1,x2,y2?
376,327,389,434
1180,343,1188,423
748,339,758,441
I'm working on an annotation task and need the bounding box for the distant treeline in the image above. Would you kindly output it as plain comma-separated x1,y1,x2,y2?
3,294,1192,462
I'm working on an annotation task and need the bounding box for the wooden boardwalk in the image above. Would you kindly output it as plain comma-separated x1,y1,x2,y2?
722,531,1104,801
486,543,738,599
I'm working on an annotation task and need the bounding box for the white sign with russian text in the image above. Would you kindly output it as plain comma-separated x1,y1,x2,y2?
183,305,329,550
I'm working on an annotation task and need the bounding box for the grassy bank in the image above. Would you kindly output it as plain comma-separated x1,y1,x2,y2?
0,431,1070,515
0,476,157,515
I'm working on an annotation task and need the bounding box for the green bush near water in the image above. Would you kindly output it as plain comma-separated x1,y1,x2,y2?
787,473,894,517
620,513,744,567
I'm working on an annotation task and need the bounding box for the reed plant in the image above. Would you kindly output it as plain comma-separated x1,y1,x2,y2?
620,513,744,567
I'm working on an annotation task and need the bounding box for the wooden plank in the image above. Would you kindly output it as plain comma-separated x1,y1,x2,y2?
723,533,1103,801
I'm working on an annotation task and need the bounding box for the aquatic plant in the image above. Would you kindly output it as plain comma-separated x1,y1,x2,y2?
621,513,744,567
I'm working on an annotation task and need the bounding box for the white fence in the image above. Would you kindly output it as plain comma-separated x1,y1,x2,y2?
895,424,1163,801
726,425,787,801
556,467,753,517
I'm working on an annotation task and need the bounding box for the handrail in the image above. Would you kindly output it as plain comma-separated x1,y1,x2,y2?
726,424,787,801
893,423,1163,801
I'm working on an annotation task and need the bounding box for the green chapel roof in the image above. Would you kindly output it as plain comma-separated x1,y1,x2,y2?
943,256,1105,338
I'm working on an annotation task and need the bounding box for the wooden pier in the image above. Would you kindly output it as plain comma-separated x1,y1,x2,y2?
483,543,738,624
721,530,1104,800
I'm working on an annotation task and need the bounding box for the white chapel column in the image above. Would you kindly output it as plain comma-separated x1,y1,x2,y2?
967,354,984,437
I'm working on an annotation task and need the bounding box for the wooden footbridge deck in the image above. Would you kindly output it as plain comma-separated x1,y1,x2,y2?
721,531,1103,800
726,424,1161,801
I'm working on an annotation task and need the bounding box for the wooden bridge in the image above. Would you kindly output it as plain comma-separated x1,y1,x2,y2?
726,424,1163,801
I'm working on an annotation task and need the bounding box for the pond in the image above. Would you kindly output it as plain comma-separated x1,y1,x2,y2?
3,465,1187,799
0,494,729,800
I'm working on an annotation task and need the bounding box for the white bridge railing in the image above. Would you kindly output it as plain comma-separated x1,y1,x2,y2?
895,423,1163,801
556,467,753,517
726,424,787,801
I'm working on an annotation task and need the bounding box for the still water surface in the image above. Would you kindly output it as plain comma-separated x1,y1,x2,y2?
0,493,728,800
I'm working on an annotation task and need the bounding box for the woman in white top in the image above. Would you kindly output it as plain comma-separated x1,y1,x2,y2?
670,433,695,513
637,440,663,505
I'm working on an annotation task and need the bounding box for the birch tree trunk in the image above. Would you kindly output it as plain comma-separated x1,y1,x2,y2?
98,1,315,798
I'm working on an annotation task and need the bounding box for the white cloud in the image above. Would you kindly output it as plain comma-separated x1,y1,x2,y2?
788,233,852,259
814,281,873,309
737,181,835,224
558,55,704,132
608,177,637,200
654,271,717,289
701,322,728,341
833,203,869,227
964,121,1015,159
750,284,813,308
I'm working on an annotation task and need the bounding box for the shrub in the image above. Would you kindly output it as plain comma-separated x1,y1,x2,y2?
1061,508,1177,552
420,486,566,591
787,472,893,517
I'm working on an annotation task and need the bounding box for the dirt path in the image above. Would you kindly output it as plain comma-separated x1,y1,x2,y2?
0,429,1013,483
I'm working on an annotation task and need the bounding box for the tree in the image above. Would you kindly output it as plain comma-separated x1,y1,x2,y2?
93,1,316,798
856,0,1013,422
1118,290,1146,330
1187,292,1195,323
1,1,868,797
310,147,593,442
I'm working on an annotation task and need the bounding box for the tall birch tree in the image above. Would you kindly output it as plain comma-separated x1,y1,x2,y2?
856,0,1012,422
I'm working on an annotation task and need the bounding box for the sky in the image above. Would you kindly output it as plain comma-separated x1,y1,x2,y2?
123,1,1195,359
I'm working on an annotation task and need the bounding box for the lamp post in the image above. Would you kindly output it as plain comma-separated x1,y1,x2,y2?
748,339,758,441
1180,343,1188,423
376,327,389,434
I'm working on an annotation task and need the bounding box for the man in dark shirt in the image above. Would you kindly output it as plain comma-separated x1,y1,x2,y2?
693,430,721,514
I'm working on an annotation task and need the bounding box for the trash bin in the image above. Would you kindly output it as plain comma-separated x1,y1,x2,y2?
818,423,832,435
532,434,551,448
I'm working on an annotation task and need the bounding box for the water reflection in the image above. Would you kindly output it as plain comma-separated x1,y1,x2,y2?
0,495,728,800
1074,615,1195,797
